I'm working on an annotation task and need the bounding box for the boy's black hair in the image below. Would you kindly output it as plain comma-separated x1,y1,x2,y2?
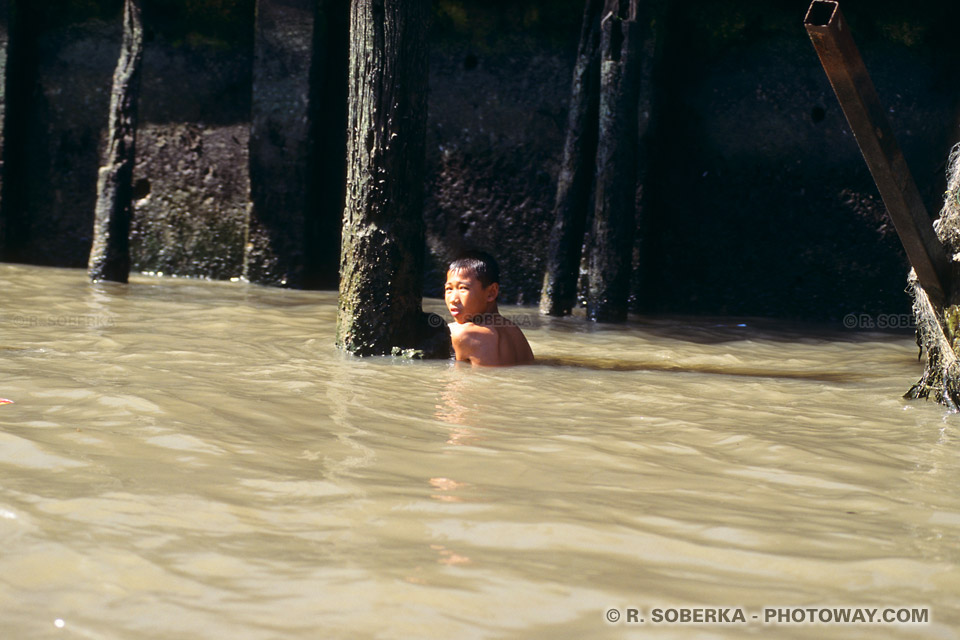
448,250,500,288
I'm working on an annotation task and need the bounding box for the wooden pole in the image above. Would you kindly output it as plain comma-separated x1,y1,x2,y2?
539,0,604,316
304,0,350,289
336,0,448,358
0,0,11,256
245,0,316,288
587,4,642,322
88,0,143,283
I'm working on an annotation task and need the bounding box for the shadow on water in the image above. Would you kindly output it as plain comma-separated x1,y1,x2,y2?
532,356,874,383
521,312,917,346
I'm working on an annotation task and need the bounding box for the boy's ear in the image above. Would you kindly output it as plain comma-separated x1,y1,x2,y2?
485,282,499,302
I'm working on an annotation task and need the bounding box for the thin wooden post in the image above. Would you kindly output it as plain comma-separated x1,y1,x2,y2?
0,0,11,255
587,3,642,322
304,0,350,289
539,0,604,316
88,0,143,283
245,0,316,287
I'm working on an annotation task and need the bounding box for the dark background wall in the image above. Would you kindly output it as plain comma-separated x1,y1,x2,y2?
2,1,121,268
423,0,582,305
1,0,959,322
641,0,960,319
131,0,254,279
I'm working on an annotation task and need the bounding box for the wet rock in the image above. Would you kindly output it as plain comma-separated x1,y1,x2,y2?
131,122,249,278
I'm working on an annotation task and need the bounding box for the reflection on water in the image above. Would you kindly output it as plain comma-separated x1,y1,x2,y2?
0,263,958,639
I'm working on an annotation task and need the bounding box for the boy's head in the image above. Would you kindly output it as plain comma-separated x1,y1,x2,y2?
447,250,500,289
445,251,501,323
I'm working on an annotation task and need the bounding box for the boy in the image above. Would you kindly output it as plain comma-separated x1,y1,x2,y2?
444,251,534,366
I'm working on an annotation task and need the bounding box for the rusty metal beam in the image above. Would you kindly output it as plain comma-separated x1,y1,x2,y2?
805,0,951,300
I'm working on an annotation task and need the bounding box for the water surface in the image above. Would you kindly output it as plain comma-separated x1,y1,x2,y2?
0,264,957,639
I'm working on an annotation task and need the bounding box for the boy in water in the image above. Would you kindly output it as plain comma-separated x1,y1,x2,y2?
445,251,534,366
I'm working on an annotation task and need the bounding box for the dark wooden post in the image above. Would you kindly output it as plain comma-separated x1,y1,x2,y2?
88,0,143,283
304,0,350,289
0,0,34,264
0,0,11,255
336,0,448,358
587,2,642,322
539,0,604,317
628,0,663,310
245,0,316,287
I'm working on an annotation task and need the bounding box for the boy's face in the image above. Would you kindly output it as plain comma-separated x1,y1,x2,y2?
445,269,498,323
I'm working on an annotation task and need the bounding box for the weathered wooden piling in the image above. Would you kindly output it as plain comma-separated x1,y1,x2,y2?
336,0,448,358
245,0,316,288
541,0,650,322
587,2,642,322
627,0,662,311
0,0,11,255
87,0,143,283
539,0,604,317
304,0,350,290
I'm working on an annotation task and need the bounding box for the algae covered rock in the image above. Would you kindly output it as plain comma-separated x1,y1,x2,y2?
907,145,960,408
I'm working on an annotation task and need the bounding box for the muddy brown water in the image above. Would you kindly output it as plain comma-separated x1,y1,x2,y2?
0,264,957,639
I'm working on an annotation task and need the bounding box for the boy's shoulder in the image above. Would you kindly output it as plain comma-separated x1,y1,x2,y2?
449,314,533,366
449,319,498,364
498,321,534,365
449,319,497,344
